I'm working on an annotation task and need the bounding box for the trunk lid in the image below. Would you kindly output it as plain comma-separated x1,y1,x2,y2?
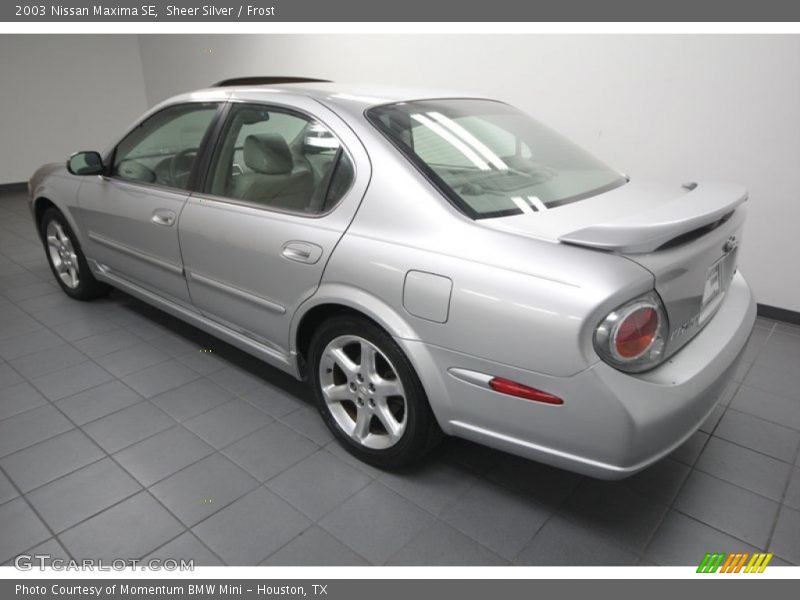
481,179,748,358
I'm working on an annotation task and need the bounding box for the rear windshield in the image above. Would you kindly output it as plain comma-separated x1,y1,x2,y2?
367,99,626,219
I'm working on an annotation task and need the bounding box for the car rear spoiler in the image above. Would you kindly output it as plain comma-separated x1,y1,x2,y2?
559,182,748,254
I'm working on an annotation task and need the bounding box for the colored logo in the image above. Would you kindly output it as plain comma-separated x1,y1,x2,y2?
697,552,773,573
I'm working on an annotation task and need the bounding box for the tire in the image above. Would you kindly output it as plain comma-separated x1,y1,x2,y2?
308,314,442,469
40,207,110,301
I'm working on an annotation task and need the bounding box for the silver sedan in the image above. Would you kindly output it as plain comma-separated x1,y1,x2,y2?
28,80,755,478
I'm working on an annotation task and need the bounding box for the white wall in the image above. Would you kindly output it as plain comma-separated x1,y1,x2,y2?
0,35,148,184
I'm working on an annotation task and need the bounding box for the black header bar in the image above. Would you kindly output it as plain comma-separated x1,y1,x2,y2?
3,0,800,22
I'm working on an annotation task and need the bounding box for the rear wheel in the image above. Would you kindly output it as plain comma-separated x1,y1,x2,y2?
308,315,441,469
40,207,110,301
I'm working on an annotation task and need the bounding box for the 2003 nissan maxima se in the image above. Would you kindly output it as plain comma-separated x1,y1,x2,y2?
28,79,755,478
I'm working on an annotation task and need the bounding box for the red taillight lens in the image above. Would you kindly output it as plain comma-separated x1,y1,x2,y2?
594,292,668,373
489,377,563,405
614,306,659,359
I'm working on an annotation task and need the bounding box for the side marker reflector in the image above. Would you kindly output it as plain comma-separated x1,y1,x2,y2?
488,377,563,405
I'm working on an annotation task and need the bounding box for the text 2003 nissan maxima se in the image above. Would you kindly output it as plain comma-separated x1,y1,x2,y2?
28,80,755,478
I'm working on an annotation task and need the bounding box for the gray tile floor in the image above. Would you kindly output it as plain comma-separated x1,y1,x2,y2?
1,189,799,567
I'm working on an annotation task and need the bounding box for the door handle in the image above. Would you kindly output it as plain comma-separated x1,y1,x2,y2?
281,241,323,264
151,209,176,227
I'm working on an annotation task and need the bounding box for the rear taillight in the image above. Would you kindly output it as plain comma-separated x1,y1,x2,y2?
594,292,668,372
614,306,659,359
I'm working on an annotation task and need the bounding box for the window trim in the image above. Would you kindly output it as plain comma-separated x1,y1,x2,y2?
319,146,344,213
196,100,356,219
103,101,226,195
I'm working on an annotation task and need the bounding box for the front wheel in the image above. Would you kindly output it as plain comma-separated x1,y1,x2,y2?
40,207,110,301
308,315,441,469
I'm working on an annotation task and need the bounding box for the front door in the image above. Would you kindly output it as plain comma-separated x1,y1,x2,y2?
77,102,221,305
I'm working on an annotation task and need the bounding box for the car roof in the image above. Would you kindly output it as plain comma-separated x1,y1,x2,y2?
177,81,493,112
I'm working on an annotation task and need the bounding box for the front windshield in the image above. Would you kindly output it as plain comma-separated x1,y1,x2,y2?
367,99,626,219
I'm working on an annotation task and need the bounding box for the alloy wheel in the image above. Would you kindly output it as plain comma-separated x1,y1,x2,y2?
318,334,407,450
46,220,80,289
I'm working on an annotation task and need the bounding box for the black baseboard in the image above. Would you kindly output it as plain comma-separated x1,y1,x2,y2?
0,182,27,194
757,303,800,326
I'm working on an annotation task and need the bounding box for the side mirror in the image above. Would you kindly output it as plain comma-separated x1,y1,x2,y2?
67,151,104,176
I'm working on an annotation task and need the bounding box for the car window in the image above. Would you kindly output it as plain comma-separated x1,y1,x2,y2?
412,117,531,168
205,103,354,215
112,103,219,190
369,99,625,219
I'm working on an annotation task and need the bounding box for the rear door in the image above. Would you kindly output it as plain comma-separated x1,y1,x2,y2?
178,95,370,360
77,102,223,305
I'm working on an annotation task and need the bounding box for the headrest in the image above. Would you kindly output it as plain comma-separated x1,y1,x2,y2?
244,133,293,175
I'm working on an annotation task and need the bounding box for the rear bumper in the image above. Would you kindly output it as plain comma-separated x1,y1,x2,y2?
403,272,755,479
